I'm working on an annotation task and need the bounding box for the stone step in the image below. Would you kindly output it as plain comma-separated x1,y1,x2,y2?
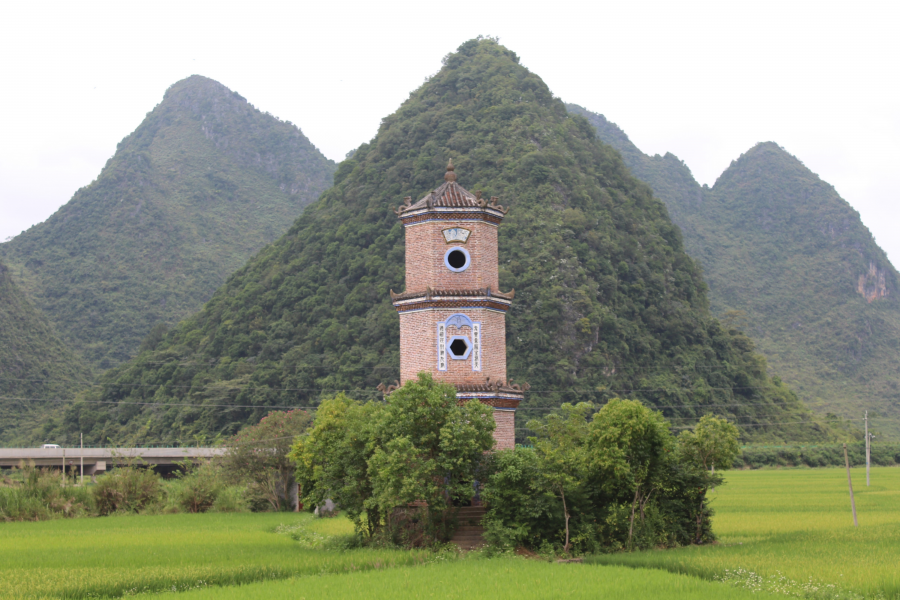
454,541,486,550
450,538,487,548
455,526,484,534
450,506,486,550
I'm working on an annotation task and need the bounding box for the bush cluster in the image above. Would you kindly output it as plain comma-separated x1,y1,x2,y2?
0,464,94,521
1,409,310,522
0,461,251,522
734,443,900,469
482,405,739,555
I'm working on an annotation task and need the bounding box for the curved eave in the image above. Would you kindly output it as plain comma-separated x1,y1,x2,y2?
399,206,506,224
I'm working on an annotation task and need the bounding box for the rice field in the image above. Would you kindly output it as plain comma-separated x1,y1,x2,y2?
138,559,782,600
1,467,897,599
589,466,900,599
0,512,427,599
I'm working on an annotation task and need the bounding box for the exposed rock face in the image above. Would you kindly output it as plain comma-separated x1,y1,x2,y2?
858,262,890,302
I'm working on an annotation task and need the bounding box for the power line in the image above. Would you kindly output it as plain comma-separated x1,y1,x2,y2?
2,395,886,428
517,417,897,432
0,376,791,395
0,395,377,410
3,356,798,371
0,394,820,412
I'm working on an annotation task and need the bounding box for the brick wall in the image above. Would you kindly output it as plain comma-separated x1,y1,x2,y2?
492,410,516,450
399,308,507,385
404,219,499,292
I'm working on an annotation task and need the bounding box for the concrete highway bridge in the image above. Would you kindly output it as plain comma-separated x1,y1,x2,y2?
0,447,226,476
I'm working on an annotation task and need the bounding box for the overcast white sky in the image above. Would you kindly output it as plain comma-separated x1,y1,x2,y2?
2,0,897,265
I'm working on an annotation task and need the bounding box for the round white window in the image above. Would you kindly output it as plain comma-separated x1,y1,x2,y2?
444,247,471,272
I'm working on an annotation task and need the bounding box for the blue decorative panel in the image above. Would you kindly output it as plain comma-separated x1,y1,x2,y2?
444,313,473,329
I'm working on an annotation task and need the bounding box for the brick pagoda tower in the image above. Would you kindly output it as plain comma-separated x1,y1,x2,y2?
388,161,526,449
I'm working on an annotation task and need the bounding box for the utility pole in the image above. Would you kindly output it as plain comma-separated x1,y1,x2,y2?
865,412,870,487
62,447,66,486
843,443,858,527
80,433,84,486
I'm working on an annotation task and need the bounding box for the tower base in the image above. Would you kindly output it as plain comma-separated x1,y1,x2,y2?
455,386,522,450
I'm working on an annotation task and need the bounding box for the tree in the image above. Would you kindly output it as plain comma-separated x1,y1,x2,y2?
526,402,591,554
222,409,312,511
290,395,382,536
678,414,740,542
367,373,495,540
587,399,673,549
291,374,495,545
679,414,741,472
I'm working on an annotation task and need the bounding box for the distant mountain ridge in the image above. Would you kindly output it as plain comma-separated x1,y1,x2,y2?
0,261,92,445
55,39,836,446
568,103,900,438
1,76,336,369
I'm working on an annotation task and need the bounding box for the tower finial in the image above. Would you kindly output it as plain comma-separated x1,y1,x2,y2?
444,158,457,182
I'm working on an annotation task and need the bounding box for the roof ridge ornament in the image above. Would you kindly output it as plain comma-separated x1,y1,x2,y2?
489,196,510,215
444,159,457,182
395,165,511,216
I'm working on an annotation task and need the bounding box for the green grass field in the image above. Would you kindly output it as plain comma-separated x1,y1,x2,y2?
0,512,426,599
139,559,781,600
1,467,897,599
589,466,900,599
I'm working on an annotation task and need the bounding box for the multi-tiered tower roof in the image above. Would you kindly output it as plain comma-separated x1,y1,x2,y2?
389,161,525,449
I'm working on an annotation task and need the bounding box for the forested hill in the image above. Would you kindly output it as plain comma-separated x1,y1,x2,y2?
568,104,900,439
55,39,836,446
0,75,336,370
0,262,92,445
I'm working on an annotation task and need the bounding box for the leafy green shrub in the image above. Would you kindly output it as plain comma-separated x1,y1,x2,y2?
210,486,250,513
93,467,162,515
170,461,225,513
0,463,94,521
481,447,558,549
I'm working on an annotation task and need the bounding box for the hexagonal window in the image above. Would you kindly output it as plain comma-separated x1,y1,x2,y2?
447,336,472,359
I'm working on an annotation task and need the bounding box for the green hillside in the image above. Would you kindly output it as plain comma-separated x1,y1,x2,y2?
569,104,900,438
0,75,336,370
53,39,836,446
0,261,92,445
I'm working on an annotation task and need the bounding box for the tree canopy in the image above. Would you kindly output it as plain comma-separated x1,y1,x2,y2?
484,400,739,553
292,374,494,543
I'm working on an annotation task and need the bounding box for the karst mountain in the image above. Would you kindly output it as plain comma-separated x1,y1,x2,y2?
0,75,336,371
0,261,92,444
43,39,843,446
568,104,900,439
